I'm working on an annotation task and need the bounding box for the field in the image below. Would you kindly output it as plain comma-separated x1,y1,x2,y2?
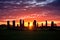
0,31,60,40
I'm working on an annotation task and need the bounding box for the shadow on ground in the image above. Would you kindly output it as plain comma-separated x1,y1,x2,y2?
0,31,60,40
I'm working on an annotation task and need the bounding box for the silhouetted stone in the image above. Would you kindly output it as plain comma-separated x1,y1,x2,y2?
45,20,48,27
33,20,37,30
12,20,15,27
20,19,24,31
7,21,10,29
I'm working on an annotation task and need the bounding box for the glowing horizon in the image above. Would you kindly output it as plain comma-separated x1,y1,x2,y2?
0,20,60,27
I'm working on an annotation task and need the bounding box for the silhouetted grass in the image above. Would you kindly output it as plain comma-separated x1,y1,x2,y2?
0,30,60,40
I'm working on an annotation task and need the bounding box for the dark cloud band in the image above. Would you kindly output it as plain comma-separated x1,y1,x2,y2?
0,0,56,7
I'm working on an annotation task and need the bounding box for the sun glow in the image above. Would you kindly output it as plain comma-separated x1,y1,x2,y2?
24,22,33,30
24,22,33,27
29,22,33,27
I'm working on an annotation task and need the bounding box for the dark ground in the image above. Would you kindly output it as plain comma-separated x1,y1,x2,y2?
0,30,60,40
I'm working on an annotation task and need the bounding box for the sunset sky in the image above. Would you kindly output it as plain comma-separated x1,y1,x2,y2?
0,0,60,26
